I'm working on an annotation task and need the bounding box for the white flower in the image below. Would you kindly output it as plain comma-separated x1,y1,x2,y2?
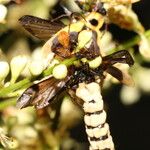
139,34,150,59
120,86,140,105
52,64,68,79
0,61,9,82
10,55,28,84
135,67,150,93
29,60,44,76
31,47,43,61
89,56,102,69
60,96,82,127
100,32,116,53
0,4,7,23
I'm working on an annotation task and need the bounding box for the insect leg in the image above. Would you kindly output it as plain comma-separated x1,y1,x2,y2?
105,66,123,81
103,50,134,66
103,58,132,66
106,66,134,86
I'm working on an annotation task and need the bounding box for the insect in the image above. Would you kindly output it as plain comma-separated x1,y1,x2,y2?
17,2,108,107
17,48,134,150
17,4,134,150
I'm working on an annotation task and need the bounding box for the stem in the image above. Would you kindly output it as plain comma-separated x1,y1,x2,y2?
0,97,16,110
43,56,76,76
0,78,30,97
0,57,77,98
109,29,150,53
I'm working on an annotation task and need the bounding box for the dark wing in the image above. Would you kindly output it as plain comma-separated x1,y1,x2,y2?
17,76,69,109
106,66,134,86
103,50,134,66
19,15,64,40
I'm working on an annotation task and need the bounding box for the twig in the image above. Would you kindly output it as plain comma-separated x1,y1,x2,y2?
0,97,16,110
108,29,150,53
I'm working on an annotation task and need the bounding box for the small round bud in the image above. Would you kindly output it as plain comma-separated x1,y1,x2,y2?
10,55,27,84
81,58,88,63
29,60,44,76
52,64,68,79
89,56,102,69
0,61,9,82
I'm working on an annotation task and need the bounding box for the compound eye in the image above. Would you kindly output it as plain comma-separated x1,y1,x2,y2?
89,19,98,26
98,7,107,16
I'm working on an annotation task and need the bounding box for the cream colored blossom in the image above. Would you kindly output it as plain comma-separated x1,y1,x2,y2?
139,34,150,59
10,55,28,84
89,56,102,69
29,60,44,76
135,67,150,93
52,64,68,79
0,61,9,82
0,4,7,23
60,96,82,127
100,32,116,53
120,86,140,105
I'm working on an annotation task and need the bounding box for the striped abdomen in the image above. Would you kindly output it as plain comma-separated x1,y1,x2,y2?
76,82,115,150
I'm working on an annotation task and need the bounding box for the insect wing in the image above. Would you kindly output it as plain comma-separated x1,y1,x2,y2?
19,15,64,40
68,89,84,107
17,76,68,109
106,66,134,86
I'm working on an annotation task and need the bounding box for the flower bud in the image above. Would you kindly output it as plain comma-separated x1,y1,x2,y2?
139,34,150,59
52,64,68,79
29,60,44,76
0,4,7,23
0,61,9,82
120,86,140,105
89,56,102,69
10,55,27,84
135,67,150,93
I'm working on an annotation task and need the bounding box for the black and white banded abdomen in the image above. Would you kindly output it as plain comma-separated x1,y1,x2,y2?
76,82,115,150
